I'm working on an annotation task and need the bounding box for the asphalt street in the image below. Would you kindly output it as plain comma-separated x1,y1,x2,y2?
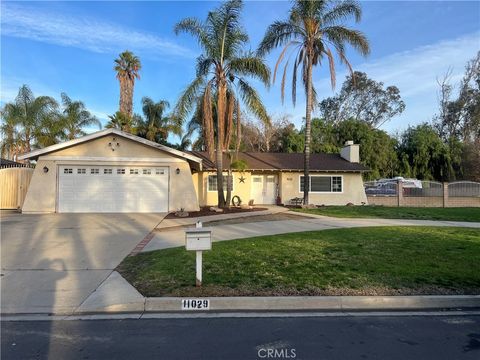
2,313,480,360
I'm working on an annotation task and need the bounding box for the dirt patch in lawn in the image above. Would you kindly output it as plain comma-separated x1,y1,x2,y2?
165,206,268,219
155,212,309,232
203,212,310,226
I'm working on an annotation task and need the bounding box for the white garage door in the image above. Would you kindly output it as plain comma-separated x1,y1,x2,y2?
58,165,169,213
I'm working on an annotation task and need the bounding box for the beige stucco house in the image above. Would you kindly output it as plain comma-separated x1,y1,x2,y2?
18,128,202,213
190,141,368,207
19,129,368,213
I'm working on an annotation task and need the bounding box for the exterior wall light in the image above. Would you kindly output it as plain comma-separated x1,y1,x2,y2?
43,166,49,173
176,168,180,175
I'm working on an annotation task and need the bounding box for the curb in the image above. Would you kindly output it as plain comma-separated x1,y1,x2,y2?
143,295,480,313
1,295,479,317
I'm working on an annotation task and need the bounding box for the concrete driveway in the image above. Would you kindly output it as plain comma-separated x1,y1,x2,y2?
1,213,164,314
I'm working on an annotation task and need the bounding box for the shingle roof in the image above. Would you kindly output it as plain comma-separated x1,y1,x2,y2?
189,151,369,172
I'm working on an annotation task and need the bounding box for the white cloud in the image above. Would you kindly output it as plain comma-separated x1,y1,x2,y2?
1,3,193,58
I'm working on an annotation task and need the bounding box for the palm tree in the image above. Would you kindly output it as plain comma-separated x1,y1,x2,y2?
0,106,21,159
106,111,141,134
60,93,101,140
176,128,194,151
35,112,66,148
114,50,142,118
258,0,370,204
0,85,58,156
137,97,181,143
174,0,270,207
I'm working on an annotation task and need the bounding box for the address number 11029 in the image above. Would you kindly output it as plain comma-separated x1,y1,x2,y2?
182,299,210,310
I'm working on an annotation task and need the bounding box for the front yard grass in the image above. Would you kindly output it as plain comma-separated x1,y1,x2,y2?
292,206,480,222
118,226,480,297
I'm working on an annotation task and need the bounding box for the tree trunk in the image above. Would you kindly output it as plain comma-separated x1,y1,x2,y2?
127,79,134,118
215,80,227,208
203,85,215,160
225,168,232,207
119,77,127,115
119,77,134,119
235,100,241,152
303,58,313,205
224,94,234,150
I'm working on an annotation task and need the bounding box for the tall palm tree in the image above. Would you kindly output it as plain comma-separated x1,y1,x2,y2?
114,50,142,118
0,85,58,155
137,97,181,143
258,0,370,204
174,0,270,207
60,93,101,140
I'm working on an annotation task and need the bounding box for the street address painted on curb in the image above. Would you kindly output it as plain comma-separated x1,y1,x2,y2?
182,299,210,310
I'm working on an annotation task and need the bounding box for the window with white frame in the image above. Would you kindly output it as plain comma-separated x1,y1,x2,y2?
143,169,151,175
300,175,342,193
207,174,233,192
130,169,139,175
63,168,73,174
90,168,99,175
117,169,125,174
77,168,86,174
104,168,113,174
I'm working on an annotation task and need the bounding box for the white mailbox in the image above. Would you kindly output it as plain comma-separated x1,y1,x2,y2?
185,228,212,251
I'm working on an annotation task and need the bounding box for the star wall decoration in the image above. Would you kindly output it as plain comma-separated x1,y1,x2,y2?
239,176,246,183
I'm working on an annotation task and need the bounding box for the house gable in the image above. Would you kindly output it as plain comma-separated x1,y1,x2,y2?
45,133,185,161
18,128,202,165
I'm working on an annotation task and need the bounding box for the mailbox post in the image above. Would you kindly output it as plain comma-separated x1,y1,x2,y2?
185,225,212,287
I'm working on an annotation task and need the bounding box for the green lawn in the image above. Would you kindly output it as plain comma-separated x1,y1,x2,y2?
292,206,480,222
118,227,480,297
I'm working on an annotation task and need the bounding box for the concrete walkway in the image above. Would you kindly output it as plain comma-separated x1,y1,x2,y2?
143,212,480,252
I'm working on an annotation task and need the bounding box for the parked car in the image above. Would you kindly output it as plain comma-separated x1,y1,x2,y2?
365,182,397,195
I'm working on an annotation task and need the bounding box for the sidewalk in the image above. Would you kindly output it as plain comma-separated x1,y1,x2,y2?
143,211,480,252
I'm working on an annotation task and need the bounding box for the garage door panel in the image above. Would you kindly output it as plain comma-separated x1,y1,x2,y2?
58,166,169,213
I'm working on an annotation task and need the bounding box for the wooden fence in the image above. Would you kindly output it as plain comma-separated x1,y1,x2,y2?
0,167,34,210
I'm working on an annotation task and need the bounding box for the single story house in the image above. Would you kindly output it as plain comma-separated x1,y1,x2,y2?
18,129,368,213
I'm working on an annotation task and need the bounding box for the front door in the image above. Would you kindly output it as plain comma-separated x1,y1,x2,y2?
251,175,277,204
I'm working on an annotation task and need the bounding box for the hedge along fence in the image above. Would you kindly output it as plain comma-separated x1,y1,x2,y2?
0,167,34,210
365,180,480,208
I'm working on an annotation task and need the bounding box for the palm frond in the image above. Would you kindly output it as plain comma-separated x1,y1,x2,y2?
228,54,271,86
324,26,370,56
257,21,301,57
323,0,362,25
174,77,205,120
237,79,269,124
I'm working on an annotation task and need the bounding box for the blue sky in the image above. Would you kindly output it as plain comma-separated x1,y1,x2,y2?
1,1,479,144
